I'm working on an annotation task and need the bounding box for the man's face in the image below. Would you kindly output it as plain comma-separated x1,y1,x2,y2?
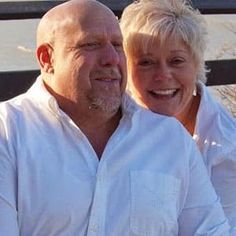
51,9,127,113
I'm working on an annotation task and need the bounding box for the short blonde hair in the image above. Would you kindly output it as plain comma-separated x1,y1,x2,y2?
120,0,208,82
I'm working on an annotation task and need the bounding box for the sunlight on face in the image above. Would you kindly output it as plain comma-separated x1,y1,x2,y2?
51,5,127,114
128,36,198,118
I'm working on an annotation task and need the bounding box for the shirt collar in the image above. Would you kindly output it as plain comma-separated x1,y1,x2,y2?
196,81,219,120
121,92,140,118
27,76,60,115
27,76,140,119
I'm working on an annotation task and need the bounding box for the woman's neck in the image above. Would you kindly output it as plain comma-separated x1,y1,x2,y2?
177,94,200,136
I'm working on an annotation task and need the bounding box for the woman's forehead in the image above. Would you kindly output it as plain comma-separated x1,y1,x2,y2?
130,33,189,54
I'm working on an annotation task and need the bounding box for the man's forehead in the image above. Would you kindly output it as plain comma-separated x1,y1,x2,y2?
79,30,123,41
79,12,119,29
55,24,122,46
42,0,119,32
65,15,122,37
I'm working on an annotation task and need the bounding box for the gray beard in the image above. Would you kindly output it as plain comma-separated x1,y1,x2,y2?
87,95,121,113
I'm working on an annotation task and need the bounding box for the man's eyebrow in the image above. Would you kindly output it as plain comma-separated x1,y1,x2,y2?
76,34,104,43
112,35,123,41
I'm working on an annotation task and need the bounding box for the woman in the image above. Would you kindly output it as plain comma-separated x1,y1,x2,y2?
120,0,236,232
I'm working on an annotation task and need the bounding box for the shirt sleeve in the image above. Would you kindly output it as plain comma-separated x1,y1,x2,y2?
211,149,236,235
0,126,19,235
178,140,230,236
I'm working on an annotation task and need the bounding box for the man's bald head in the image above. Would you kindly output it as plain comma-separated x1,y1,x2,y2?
35,0,126,115
36,0,117,47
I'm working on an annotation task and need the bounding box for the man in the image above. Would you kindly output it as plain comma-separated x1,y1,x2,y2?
0,0,230,235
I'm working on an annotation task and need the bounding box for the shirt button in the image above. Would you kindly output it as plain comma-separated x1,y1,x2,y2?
90,223,99,232
97,174,104,182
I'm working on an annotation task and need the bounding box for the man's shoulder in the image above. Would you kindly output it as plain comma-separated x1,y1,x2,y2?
0,93,42,134
0,93,34,116
124,93,189,134
124,98,192,146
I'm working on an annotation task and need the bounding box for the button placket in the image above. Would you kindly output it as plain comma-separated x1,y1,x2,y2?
87,162,107,235
89,222,100,233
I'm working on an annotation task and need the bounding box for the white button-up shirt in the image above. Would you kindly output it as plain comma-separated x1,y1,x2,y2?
0,77,229,235
194,81,236,234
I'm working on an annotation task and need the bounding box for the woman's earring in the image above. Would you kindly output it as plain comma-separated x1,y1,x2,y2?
193,86,197,96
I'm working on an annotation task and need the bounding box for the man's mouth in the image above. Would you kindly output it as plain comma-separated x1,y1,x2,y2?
95,77,120,83
92,68,122,83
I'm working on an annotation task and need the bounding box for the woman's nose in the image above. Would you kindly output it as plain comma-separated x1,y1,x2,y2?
153,63,171,81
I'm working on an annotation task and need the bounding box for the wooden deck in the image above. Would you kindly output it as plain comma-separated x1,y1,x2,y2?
210,85,236,117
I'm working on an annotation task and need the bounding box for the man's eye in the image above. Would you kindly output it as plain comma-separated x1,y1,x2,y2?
112,42,123,51
80,42,100,50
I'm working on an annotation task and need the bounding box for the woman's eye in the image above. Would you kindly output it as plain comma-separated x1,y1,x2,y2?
138,59,154,66
171,57,185,65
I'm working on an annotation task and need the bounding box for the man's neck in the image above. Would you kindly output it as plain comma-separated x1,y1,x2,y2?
67,105,122,159
48,87,123,159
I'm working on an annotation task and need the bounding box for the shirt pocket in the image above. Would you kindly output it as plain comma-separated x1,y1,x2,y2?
130,171,180,236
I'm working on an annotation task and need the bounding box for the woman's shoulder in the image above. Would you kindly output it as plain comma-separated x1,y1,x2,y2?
196,82,236,154
198,82,235,130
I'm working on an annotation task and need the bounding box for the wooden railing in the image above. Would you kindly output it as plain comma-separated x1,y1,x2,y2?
0,0,236,101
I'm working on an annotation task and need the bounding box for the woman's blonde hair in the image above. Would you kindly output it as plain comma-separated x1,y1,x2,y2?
120,0,208,82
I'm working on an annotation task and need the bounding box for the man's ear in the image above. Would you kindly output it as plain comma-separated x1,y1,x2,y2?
36,44,54,74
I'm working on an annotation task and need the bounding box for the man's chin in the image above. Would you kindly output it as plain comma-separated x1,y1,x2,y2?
88,96,121,113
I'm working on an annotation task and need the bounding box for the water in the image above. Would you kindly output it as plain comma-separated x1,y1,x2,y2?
0,12,236,71
0,19,39,71
0,6,235,115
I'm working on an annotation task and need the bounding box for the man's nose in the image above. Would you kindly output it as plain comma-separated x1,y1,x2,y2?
100,43,120,66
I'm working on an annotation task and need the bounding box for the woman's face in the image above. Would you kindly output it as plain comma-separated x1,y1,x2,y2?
128,36,198,118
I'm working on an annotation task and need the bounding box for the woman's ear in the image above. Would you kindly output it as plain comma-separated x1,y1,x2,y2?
36,44,54,74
